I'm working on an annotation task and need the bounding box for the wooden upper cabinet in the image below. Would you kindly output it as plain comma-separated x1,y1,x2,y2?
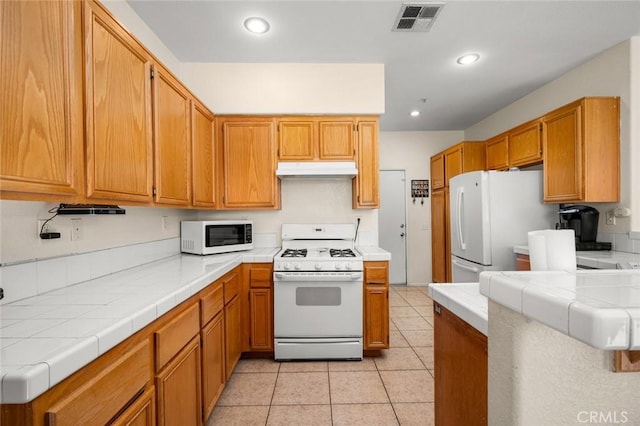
278,118,315,160
430,154,445,190
1,1,84,199
444,142,485,185
353,119,379,209
318,119,355,160
153,65,191,206
191,100,215,208
485,133,509,171
84,0,153,203
542,97,619,203
509,119,542,167
218,117,279,209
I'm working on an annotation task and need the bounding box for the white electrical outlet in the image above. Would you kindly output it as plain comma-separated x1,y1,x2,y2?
606,210,615,225
71,218,83,241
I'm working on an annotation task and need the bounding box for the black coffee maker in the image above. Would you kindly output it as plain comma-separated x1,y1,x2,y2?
557,205,611,250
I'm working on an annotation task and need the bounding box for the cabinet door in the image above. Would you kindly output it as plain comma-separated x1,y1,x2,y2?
445,188,451,281
318,119,355,160
542,104,582,202
201,312,225,420
485,134,508,171
249,288,273,351
1,1,83,199
220,119,278,208
363,262,389,350
191,100,216,207
85,1,153,202
224,295,242,380
444,146,462,185
431,189,446,283
430,154,445,190
509,120,542,167
112,386,155,426
153,65,191,206
364,285,389,349
156,338,202,426
353,119,379,208
278,119,315,160
434,303,487,426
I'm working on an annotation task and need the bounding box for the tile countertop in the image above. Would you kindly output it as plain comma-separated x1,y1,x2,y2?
0,247,279,404
513,245,640,269
427,283,488,336
479,270,640,350
356,246,391,261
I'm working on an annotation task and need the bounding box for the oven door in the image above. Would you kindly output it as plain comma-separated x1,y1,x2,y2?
274,272,363,338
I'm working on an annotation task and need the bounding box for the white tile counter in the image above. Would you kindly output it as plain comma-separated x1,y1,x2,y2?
513,245,640,269
355,246,391,261
427,283,488,335
479,270,640,350
0,247,278,404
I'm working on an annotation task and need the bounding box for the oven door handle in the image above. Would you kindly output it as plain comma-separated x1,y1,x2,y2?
274,272,363,281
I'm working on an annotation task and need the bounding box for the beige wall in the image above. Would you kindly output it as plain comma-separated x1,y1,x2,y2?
465,39,638,236
379,131,465,285
181,63,385,115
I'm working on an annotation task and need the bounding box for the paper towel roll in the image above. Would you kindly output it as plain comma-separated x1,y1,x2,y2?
527,229,576,272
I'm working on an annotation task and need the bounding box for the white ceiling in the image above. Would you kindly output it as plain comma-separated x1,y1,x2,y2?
127,0,640,132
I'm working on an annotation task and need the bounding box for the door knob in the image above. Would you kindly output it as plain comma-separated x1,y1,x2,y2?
400,232,405,237
400,224,405,228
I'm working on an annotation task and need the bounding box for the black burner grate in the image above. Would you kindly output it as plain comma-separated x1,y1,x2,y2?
330,249,356,258
281,249,308,258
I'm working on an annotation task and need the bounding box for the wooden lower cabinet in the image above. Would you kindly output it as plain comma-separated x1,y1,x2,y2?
431,189,447,283
246,263,274,352
363,261,389,350
156,337,202,426
434,302,487,426
515,253,531,271
224,294,242,380
112,386,156,426
201,311,225,420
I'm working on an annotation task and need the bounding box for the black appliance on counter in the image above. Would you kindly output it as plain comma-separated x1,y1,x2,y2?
557,205,611,251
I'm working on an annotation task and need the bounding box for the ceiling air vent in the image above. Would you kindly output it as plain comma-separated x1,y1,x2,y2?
392,3,444,32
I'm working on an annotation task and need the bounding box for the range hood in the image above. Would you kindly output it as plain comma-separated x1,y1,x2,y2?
276,161,358,178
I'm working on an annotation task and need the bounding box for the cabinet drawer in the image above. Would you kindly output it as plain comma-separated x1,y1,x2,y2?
155,303,199,372
200,281,224,326
249,266,272,288
45,340,151,426
223,271,240,304
364,262,388,285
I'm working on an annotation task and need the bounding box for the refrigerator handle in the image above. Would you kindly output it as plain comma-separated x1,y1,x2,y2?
452,257,479,272
457,187,466,250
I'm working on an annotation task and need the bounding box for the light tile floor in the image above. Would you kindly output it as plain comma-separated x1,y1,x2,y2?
206,285,435,425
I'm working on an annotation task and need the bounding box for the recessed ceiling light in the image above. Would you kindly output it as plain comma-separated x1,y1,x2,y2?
456,53,480,65
244,17,270,34
410,110,420,117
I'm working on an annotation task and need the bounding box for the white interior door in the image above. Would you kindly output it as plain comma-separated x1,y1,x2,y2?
379,170,407,285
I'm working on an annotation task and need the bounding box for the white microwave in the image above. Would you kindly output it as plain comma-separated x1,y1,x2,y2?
181,220,253,255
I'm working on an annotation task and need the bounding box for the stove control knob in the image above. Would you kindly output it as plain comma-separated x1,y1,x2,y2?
345,263,352,270
335,263,343,270
294,263,301,270
284,263,291,270
315,263,322,270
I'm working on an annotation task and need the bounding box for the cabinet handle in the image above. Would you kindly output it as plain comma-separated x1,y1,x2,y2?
434,303,441,315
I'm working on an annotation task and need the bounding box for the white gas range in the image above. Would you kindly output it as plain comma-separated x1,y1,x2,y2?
273,224,363,361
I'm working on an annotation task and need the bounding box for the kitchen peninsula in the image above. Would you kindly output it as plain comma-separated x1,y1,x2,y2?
430,269,640,426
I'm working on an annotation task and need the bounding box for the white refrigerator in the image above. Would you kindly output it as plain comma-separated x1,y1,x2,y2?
449,170,556,282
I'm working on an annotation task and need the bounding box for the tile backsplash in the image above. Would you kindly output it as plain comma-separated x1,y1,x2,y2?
0,238,179,305
598,232,640,254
